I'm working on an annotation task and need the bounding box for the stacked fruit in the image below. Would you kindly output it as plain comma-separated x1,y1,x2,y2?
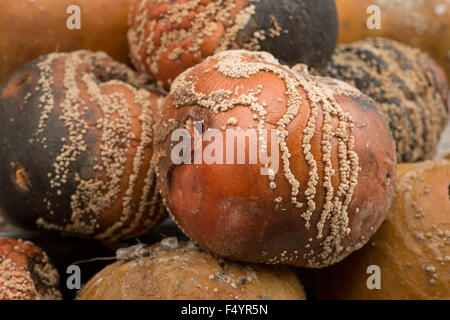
0,0,448,300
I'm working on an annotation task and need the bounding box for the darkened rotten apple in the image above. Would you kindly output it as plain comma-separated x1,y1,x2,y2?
0,238,61,300
128,0,338,89
325,38,449,163
77,237,306,300
154,50,397,268
326,38,450,162
0,51,166,240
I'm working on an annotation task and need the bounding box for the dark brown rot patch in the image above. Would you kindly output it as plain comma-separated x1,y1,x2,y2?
235,0,338,72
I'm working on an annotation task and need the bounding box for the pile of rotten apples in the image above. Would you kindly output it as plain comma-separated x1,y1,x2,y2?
0,0,449,300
